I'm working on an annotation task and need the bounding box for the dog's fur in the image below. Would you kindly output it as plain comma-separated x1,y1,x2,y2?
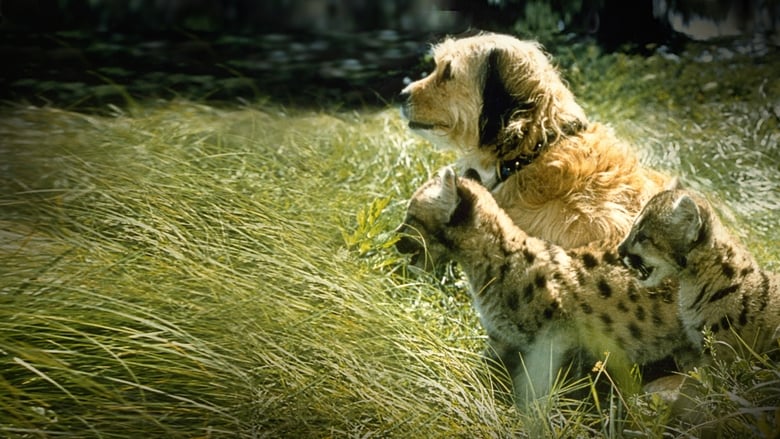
401,32,670,249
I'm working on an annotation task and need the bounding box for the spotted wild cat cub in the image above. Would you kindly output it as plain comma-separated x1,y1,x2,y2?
619,188,780,359
395,167,697,402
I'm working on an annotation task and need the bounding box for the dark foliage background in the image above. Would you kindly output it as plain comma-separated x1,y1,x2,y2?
0,0,776,109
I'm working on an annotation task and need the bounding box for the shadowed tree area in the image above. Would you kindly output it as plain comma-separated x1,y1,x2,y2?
2,0,777,108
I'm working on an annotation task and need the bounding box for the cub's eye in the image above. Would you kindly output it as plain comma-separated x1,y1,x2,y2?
440,61,452,82
635,230,650,243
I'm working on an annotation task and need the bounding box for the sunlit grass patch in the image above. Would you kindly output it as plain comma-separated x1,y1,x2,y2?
1,102,518,437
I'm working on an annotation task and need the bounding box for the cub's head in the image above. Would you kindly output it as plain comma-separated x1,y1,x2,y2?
618,189,709,287
395,167,480,271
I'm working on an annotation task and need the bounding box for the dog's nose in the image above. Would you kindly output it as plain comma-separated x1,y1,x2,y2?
399,90,410,102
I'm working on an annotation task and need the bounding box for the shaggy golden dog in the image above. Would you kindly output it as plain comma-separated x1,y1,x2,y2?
400,32,670,249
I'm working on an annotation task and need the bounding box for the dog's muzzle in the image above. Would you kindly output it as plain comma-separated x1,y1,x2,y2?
399,91,435,130
408,121,435,130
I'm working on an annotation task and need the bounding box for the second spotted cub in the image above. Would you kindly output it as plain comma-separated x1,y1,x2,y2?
619,189,780,359
396,167,696,402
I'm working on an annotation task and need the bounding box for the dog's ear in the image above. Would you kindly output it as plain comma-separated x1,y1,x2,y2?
479,48,522,147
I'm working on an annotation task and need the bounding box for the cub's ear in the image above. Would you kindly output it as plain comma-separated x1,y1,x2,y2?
664,176,683,191
671,194,702,245
439,166,458,191
436,166,460,221
462,168,482,184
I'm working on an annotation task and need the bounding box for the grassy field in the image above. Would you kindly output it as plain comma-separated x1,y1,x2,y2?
1,41,779,437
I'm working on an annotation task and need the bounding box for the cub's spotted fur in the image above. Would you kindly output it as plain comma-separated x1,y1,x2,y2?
619,189,780,358
396,168,696,401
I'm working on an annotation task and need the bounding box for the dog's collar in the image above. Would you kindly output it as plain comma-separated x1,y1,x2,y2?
495,141,544,183
493,121,587,185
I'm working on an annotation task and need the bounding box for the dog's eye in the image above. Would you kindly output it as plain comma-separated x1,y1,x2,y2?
440,61,452,82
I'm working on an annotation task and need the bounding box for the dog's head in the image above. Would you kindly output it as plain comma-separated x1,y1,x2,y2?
618,188,709,287
400,32,587,165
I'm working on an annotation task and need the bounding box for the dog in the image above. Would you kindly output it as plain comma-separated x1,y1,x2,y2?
400,32,670,249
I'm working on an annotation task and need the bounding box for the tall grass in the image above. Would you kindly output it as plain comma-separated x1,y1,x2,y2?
1,43,779,437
